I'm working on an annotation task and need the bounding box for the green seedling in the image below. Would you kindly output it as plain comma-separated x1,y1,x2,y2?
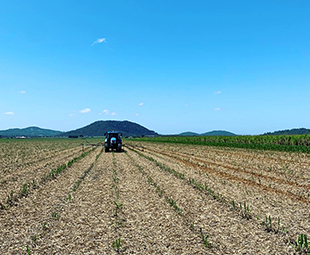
231,200,236,209
21,183,29,197
190,222,195,230
200,227,212,248
262,215,272,232
26,245,31,254
32,179,37,188
112,238,121,252
7,190,14,206
165,197,182,213
52,212,59,219
293,234,310,252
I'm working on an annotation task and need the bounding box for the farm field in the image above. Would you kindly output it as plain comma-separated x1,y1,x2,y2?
1,138,310,254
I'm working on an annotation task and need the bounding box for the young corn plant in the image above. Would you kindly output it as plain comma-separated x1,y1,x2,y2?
66,194,72,201
262,215,272,232
20,182,29,197
7,190,15,206
52,212,59,220
165,197,182,214
112,238,121,252
200,227,212,248
231,200,236,209
33,235,37,245
26,245,31,255
239,202,251,220
292,234,310,252
113,201,123,217
42,222,47,231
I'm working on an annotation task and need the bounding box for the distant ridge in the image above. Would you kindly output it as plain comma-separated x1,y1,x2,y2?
201,130,236,136
178,130,236,136
61,120,158,137
263,128,310,136
178,132,199,136
0,126,63,137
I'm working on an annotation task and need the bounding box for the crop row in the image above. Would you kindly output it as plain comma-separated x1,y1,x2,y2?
1,147,96,210
124,150,213,250
127,144,310,253
111,152,124,252
132,134,310,153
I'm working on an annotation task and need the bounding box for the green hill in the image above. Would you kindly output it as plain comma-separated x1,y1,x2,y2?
264,128,310,135
62,120,158,137
178,132,200,136
178,130,236,136
0,126,63,137
201,130,236,136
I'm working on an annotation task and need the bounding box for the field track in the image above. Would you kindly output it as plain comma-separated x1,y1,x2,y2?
1,139,309,254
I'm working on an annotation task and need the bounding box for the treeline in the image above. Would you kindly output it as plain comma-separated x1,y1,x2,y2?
132,134,310,153
264,128,310,136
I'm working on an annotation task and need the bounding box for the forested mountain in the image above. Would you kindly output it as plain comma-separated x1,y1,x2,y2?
264,128,310,135
0,127,63,137
178,132,200,136
61,120,158,137
201,130,236,136
178,130,236,136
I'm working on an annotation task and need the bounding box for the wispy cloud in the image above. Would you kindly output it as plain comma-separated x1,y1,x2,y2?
214,91,221,94
92,38,106,46
4,112,15,115
214,107,222,111
138,102,144,106
80,108,91,113
135,113,139,116
19,91,26,94
100,109,116,116
69,113,74,117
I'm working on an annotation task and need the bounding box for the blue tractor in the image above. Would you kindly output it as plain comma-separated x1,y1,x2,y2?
104,131,122,152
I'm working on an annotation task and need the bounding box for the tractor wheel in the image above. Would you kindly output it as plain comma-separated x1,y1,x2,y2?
105,145,109,153
117,143,122,152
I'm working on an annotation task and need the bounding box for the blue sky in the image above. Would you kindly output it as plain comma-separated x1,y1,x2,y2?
1,1,309,135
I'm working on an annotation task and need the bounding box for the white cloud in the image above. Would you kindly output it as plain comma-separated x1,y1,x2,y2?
100,109,116,116
4,112,15,115
214,107,222,111
69,113,74,117
80,108,91,113
92,38,106,46
19,91,26,94
135,113,139,116
138,102,144,106
214,91,221,94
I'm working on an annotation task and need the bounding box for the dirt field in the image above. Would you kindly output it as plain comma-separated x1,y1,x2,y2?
1,139,309,254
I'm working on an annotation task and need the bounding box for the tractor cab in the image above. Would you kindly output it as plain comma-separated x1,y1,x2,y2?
104,131,122,152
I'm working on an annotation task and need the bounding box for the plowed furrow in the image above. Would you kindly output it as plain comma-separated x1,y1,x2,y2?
113,151,207,254
126,148,290,254
130,145,310,205
143,145,310,189
0,147,99,253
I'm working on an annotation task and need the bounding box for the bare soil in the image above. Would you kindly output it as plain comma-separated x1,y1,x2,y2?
1,139,309,254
